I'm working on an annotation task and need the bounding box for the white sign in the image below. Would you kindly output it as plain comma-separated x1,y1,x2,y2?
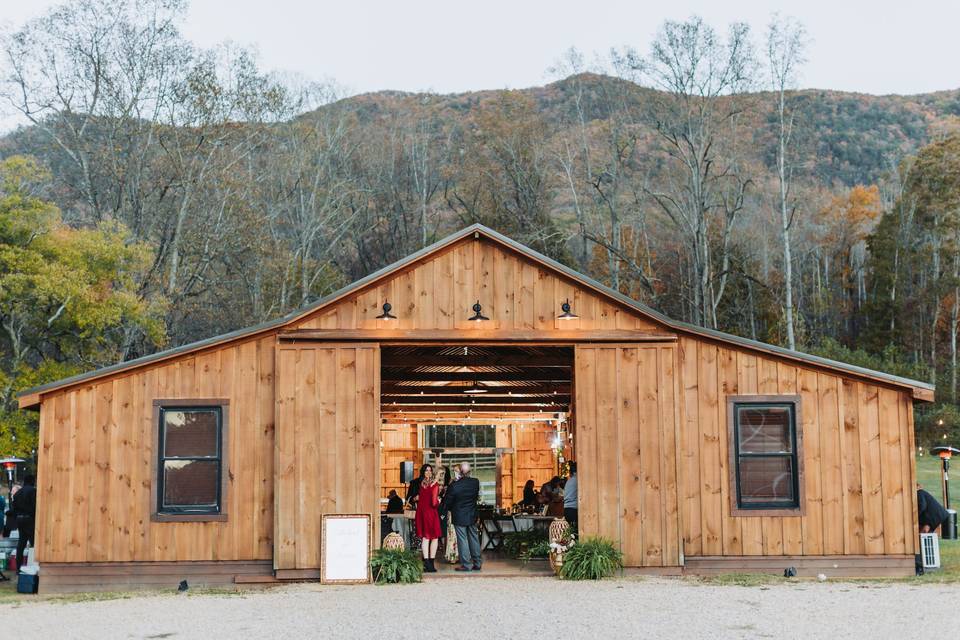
321,514,371,584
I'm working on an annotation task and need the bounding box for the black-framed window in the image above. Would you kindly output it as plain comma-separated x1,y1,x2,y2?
424,424,496,448
732,401,800,511
157,405,223,515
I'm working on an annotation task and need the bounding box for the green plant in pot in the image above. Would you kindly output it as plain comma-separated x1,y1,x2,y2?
559,537,623,580
370,548,424,584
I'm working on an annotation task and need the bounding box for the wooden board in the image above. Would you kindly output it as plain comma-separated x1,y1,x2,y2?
274,343,380,571
575,344,680,567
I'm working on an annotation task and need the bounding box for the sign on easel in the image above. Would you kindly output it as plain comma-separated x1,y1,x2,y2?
321,514,371,584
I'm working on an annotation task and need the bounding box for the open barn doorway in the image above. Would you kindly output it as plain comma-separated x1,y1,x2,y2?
378,344,574,575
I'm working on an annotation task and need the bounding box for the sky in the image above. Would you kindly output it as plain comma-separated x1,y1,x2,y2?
1,0,959,130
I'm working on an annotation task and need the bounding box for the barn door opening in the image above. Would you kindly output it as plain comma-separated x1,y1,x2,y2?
574,343,682,567
379,344,573,574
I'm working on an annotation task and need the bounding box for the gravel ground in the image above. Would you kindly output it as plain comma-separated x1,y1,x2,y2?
4,577,954,639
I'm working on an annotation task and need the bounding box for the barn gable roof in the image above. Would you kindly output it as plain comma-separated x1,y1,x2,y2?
18,224,934,408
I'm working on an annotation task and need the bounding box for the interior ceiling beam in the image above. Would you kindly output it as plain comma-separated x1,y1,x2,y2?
381,404,565,412
382,396,570,406
381,355,571,367
380,371,570,382
381,384,570,395
382,414,560,421
382,393,571,402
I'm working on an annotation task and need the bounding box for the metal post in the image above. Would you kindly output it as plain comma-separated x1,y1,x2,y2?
944,457,952,511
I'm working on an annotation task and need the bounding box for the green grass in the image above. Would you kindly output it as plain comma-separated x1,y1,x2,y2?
916,452,957,498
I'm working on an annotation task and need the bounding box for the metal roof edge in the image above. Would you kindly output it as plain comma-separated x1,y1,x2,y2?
18,224,486,401
18,222,934,402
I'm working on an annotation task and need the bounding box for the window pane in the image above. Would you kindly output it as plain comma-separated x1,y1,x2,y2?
163,460,219,508
737,406,792,453
164,409,219,457
739,457,795,504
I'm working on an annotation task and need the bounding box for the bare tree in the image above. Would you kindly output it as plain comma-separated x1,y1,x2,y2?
767,14,808,350
617,16,757,328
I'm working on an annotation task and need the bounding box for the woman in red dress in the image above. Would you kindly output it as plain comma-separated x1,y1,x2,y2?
414,464,441,572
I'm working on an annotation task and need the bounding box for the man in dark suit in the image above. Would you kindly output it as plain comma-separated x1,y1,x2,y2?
12,474,36,572
441,462,481,571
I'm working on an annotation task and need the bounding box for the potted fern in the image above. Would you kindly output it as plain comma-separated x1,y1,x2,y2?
559,537,623,580
370,548,423,584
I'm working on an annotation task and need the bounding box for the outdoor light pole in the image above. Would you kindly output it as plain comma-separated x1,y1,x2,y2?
932,446,960,510
0,458,24,505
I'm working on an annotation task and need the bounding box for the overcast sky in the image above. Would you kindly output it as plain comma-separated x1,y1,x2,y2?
2,0,959,125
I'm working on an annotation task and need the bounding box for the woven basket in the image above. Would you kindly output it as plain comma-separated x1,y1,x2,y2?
382,532,406,551
549,518,570,543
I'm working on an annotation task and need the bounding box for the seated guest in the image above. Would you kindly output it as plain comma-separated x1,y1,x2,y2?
386,489,404,514
522,479,538,507
540,476,561,503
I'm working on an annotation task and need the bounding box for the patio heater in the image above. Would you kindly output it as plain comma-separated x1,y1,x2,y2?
0,457,24,503
931,445,960,540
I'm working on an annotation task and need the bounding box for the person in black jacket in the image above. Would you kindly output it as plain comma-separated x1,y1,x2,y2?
918,485,950,533
440,462,481,571
12,475,36,572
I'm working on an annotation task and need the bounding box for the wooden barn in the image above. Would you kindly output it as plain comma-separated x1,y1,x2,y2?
18,224,933,591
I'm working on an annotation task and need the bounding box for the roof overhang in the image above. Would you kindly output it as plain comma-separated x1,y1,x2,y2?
17,224,935,408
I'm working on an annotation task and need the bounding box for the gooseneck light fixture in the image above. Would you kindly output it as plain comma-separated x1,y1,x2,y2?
558,298,578,320
376,301,397,320
468,300,488,321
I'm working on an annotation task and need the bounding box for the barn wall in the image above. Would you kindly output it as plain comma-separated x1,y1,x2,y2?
293,237,665,333
273,343,380,572
36,335,277,564
677,336,919,559
575,343,682,568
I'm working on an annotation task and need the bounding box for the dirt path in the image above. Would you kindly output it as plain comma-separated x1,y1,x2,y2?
5,577,951,639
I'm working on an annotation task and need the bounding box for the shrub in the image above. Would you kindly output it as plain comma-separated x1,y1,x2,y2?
503,529,548,559
559,537,623,580
370,548,423,584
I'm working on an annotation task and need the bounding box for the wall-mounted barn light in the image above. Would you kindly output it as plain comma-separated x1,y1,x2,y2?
468,300,488,321
376,301,397,320
558,298,578,320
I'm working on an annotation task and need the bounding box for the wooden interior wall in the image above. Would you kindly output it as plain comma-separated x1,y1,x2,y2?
293,237,664,332
677,336,919,558
380,424,420,500
274,343,380,571
377,422,557,507
513,423,559,500
575,344,681,568
35,335,277,564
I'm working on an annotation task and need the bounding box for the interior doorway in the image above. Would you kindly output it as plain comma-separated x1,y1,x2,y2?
378,344,574,574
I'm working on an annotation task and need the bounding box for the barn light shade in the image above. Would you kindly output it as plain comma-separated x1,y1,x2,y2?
468,300,488,321
376,301,397,320
558,298,578,320
463,381,487,394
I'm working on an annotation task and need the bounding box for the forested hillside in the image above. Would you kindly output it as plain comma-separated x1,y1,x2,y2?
2,0,960,454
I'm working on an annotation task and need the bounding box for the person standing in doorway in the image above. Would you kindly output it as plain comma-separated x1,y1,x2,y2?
564,462,578,536
441,462,481,571
414,464,441,572
12,474,36,571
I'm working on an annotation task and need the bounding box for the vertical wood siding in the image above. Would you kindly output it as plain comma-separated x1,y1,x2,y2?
677,336,918,557
293,238,664,333
575,344,682,567
36,336,276,563
273,343,380,571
